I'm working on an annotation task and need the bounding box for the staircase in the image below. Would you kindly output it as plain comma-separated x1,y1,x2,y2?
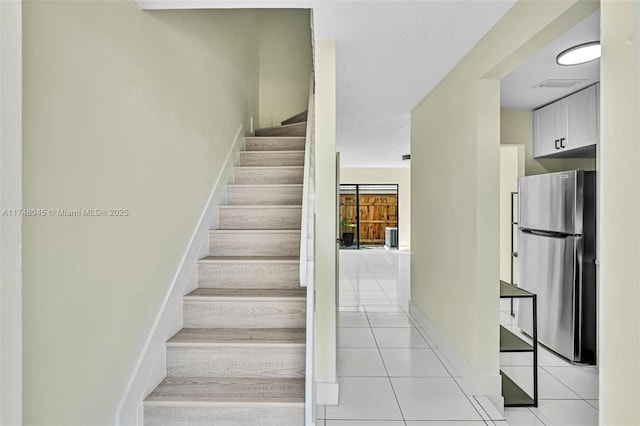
144,111,309,426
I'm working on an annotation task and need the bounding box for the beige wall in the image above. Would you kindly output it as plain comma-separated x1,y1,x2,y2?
313,39,338,394
0,0,23,424
599,1,640,424
499,146,524,284
410,0,598,403
339,167,411,248
258,9,312,128
21,3,312,425
500,109,596,175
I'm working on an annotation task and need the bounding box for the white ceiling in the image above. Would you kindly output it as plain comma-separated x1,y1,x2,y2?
139,0,517,167
500,11,600,110
312,1,517,168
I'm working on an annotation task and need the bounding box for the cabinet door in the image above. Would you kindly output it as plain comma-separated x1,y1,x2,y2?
564,85,597,151
533,103,560,158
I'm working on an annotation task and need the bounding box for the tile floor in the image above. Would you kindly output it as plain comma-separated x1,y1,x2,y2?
500,300,599,426
316,249,599,426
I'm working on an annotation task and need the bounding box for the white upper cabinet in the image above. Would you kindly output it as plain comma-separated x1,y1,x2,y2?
533,84,598,158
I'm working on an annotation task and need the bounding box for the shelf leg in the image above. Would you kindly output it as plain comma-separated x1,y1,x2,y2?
532,294,538,407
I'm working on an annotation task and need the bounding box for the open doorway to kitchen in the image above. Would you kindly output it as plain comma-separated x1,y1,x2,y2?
497,7,600,421
339,184,399,250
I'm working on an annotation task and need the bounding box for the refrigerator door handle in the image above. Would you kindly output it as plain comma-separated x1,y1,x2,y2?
521,229,572,239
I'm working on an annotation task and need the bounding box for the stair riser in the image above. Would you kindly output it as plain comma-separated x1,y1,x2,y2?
209,233,300,257
198,262,300,289
234,168,303,185
255,124,305,137
227,187,302,206
166,346,305,378
144,406,304,426
239,152,304,167
183,300,306,329
245,138,305,152
219,208,301,230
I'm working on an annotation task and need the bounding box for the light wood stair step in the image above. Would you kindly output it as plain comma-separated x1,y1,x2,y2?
209,229,300,257
185,288,306,300
183,288,306,329
198,256,300,289
226,184,303,206
168,328,305,345
144,378,304,426
166,328,305,379
234,166,303,185
239,151,304,167
144,405,303,426
245,137,305,152
281,110,308,126
254,122,306,137
145,377,305,405
219,205,302,230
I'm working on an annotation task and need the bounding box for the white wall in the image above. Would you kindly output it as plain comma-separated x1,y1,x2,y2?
313,39,338,402
0,0,22,424
500,109,596,175
259,9,313,128
339,167,411,249
410,0,598,405
22,4,262,425
599,1,640,424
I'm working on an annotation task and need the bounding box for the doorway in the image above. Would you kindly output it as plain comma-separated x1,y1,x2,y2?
339,184,399,250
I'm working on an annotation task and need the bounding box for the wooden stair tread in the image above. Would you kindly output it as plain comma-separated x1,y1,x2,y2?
257,122,306,131
245,136,305,141
186,288,306,299
199,256,299,263
169,328,305,345
240,150,304,154
219,205,302,209
255,122,306,134
235,166,304,169
227,184,303,188
210,229,300,234
219,205,301,212
281,110,308,125
144,377,305,404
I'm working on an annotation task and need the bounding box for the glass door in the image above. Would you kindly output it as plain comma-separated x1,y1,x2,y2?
339,184,359,249
339,184,399,249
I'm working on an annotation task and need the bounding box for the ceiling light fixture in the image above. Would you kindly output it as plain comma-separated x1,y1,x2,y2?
556,41,601,66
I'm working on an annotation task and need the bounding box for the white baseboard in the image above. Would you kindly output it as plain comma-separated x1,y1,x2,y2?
316,381,339,406
116,126,245,426
408,301,504,417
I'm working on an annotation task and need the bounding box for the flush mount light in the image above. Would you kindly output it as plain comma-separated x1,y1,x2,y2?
402,154,411,161
556,41,601,66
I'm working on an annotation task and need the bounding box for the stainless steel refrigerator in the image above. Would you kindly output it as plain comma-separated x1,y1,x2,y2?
517,170,596,364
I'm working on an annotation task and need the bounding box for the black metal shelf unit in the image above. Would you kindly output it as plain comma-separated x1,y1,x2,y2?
499,280,538,407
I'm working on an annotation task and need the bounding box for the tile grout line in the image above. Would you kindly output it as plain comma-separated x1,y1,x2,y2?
450,375,494,423
404,308,488,423
538,364,599,402
365,306,408,425
525,405,548,426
